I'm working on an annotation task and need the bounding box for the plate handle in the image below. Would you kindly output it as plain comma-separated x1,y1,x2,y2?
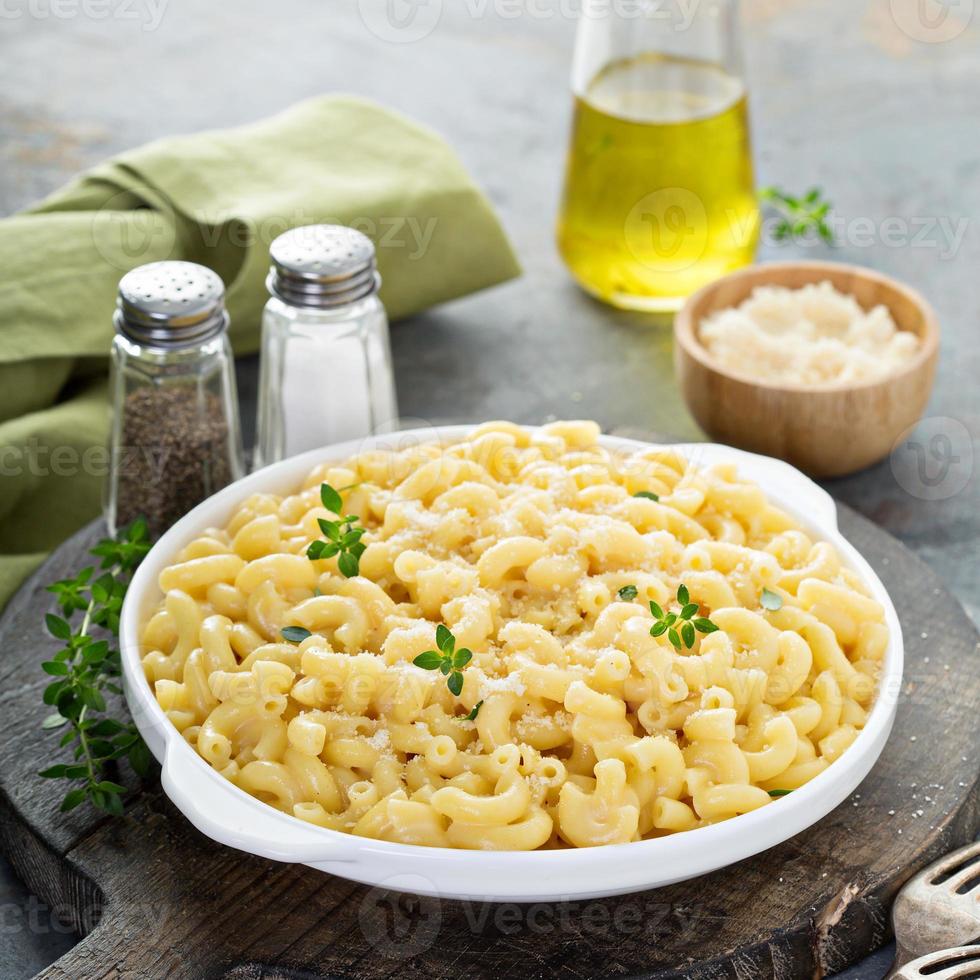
161,742,354,865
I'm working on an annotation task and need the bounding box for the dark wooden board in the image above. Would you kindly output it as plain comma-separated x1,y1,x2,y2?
0,512,977,980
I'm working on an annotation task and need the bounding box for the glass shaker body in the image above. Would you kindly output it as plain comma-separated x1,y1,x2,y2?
255,225,399,469
104,262,244,539
256,295,397,467
557,0,759,312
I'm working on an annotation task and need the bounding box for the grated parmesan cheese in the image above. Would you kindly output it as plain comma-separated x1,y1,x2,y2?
699,281,919,386
366,729,390,751
479,672,527,696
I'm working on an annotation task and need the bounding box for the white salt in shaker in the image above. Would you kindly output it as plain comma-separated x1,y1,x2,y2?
255,225,398,468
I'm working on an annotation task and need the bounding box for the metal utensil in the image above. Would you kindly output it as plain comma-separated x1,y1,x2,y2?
890,945,980,979
886,842,980,977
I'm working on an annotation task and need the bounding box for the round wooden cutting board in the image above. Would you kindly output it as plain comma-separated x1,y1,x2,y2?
0,511,976,980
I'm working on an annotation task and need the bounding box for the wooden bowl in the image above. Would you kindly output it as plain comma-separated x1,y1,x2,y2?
674,261,940,478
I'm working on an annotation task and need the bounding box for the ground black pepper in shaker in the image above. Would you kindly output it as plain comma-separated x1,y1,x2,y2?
105,261,244,539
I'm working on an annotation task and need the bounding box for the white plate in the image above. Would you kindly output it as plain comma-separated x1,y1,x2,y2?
120,427,903,902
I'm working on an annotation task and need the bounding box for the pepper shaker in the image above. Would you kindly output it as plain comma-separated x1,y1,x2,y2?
105,261,244,538
255,225,398,468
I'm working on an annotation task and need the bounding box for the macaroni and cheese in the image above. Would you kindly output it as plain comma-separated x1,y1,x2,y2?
141,422,886,850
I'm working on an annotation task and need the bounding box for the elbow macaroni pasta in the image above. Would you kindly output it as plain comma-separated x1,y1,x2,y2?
142,422,885,850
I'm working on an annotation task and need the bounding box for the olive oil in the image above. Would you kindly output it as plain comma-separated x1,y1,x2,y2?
557,54,759,312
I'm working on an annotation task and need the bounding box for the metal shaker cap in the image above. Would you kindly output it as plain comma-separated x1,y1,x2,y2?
115,261,229,347
267,225,381,310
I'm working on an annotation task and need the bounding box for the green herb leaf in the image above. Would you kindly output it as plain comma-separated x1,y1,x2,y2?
465,700,484,721
320,483,343,515
95,780,127,794
650,621,669,638
309,484,367,578
633,491,660,501
319,518,341,540
649,601,665,620
93,790,125,816
337,551,359,578
82,640,109,664
694,618,719,634
59,788,87,812
281,626,313,645
760,587,784,611
87,719,125,737
759,185,836,245
45,614,72,641
667,627,682,650
768,789,792,797
618,585,638,601
43,680,66,706
676,584,690,606
680,602,699,621
417,626,475,698
436,624,454,654
38,518,151,818
413,651,444,671
128,740,152,778
681,621,696,649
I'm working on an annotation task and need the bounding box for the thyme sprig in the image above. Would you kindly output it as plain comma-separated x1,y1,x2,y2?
758,186,835,244
39,519,152,815
413,625,473,697
649,584,719,651
307,483,366,578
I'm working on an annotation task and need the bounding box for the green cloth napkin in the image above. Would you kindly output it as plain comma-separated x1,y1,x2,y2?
0,95,520,611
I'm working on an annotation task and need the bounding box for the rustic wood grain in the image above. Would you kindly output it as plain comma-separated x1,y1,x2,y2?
0,515,976,980
673,262,941,478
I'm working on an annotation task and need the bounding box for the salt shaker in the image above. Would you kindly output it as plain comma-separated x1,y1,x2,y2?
105,261,244,539
255,225,398,468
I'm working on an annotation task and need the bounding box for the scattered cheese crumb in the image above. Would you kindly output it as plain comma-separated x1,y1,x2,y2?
479,672,527,696
366,729,390,751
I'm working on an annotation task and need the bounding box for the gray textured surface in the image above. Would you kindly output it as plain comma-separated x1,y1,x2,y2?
1,0,977,977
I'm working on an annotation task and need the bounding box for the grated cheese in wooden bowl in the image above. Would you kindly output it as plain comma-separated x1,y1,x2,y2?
698,280,920,386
